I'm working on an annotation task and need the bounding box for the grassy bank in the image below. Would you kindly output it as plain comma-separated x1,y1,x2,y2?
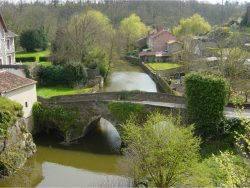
147,62,181,71
37,86,92,98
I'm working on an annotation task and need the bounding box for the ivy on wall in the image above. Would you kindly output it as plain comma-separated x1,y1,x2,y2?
32,102,81,137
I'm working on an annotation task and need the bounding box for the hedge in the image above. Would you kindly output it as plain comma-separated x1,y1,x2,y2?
16,57,36,62
39,56,49,62
185,72,228,137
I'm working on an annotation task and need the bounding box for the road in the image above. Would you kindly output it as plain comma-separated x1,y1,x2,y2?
127,101,250,119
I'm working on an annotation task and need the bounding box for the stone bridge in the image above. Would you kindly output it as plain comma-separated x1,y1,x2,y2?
38,92,186,142
38,91,250,142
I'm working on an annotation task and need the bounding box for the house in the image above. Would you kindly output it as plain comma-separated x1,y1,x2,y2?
0,13,17,65
138,29,183,62
0,70,37,119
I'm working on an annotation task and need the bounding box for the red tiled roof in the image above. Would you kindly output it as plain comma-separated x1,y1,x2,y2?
0,71,36,93
0,13,8,32
150,29,177,43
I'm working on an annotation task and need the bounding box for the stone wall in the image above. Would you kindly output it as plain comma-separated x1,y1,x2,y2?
38,91,185,104
0,118,36,177
140,64,174,93
38,98,186,142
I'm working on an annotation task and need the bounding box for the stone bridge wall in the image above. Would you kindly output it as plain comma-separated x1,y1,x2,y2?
38,91,185,104
38,92,186,142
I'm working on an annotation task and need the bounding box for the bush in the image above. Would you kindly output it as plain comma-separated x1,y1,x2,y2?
62,62,87,87
37,65,64,86
39,56,49,62
185,72,228,137
37,62,87,87
0,97,23,137
121,112,200,187
16,57,36,62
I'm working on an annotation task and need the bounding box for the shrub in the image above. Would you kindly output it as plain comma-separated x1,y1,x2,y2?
16,57,36,62
62,62,87,87
39,56,49,62
185,72,228,137
121,112,200,187
37,62,87,87
37,65,64,86
0,97,23,137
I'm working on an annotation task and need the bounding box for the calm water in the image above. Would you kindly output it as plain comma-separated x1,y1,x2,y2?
0,61,157,187
102,61,158,92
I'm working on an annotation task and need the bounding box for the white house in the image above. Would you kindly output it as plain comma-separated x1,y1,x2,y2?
0,13,17,65
0,70,37,119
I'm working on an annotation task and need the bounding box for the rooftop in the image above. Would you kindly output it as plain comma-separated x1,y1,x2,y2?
0,71,36,93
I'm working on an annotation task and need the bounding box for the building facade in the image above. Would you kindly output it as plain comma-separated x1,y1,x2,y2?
0,13,17,65
0,70,37,119
138,29,183,62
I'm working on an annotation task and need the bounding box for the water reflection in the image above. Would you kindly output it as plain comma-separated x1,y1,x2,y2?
37,162,131,187
0,119,125,187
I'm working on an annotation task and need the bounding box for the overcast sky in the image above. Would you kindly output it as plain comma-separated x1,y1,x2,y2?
5,0,250,4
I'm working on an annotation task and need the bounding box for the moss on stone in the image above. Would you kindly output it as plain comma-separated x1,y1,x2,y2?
32,102,81,139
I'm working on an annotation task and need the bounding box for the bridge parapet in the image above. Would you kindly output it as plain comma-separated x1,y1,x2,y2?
38,91,186,104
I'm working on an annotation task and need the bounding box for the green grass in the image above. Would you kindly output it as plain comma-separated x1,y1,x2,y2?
37,86,92,98
147,63,181,71
39,61,52,67
16,50,50,62
22,61,52,67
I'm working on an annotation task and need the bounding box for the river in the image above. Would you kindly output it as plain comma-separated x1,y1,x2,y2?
0,61,158,187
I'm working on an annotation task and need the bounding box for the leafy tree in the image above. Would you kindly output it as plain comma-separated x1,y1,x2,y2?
20,29,48,52
52,10,113,64
121,112,200,187
173,14,211,37
119,13,151,53
185,73,228,137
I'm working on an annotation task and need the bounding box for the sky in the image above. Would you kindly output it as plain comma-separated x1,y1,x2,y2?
5,0,250,4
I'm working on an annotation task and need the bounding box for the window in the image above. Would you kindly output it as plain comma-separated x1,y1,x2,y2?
0,58,2,65
25,102,28,108
7,39,10,50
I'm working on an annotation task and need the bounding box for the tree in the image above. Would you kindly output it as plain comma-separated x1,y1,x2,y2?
119,13,151,53
211,33,249,99
173,14,211,37
20,29,48,52
52,10,114,65
185,72,228,137
121,112,200,187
